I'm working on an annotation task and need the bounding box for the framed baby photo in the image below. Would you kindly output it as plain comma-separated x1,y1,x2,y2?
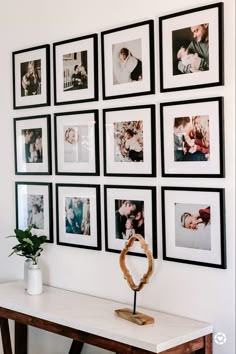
103,105,156,177
12,44,50,109
161,187,226,268
54,110,99,175
53,34,98,105
14,115,52,175
56,184,101,250
15,182,53,243
101,20,155,100
159,2,224,92
104,185,157,258
160,97,224,178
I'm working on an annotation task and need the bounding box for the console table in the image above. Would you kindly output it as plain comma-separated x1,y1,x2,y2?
0,281,213,354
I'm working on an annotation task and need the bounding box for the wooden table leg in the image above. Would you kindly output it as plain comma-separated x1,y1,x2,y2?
69,340,84,354
195,334,212,354
14,322,27,354
0,317,12,354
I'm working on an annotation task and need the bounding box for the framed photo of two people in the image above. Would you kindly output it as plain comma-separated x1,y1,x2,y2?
159,2,224,92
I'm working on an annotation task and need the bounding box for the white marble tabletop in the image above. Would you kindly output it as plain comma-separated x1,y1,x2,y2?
0,281,213,353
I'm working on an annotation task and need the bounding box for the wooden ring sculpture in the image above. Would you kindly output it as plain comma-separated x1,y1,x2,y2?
119,234,154,291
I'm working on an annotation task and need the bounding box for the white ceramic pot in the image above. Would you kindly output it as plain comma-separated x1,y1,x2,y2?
26,264,43,295
24,259,33,290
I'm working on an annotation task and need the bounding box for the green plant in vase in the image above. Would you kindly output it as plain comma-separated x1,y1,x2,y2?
7,225,47,265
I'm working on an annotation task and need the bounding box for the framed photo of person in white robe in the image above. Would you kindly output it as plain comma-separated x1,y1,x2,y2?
101,20,155,99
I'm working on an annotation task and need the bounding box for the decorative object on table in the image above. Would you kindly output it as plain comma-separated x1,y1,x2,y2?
161,186,226,268
160,97,224,177
7,225,47,295
14,115,52,175
159,2,224,92
54,110,99,175
56,184,101,250
104,185,157,258
101,20,155,100
103,105,156,177
12,44,50,109
115,234,154,325
15,182,53,243
53,34,98,105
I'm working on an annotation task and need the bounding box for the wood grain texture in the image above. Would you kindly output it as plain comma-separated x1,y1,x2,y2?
115,308,154,325
0,317,12,354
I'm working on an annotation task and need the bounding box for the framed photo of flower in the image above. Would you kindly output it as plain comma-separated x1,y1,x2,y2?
14,115,51,175
53,34,98,105
15,182,53,243
12,44,50,109
162,187,226,268
160,97,224,177
104,185,157,258
159,2,224,92
56,184,101,250
101,20,155,100
103,105,156,177
54,110,99,175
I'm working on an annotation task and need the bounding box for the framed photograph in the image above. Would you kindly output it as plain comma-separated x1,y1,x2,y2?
104,185,157,258
53,34,98,105
56,184,101,250
159,3,224,92
101,20,155,100
162,187,226,268
14,115,51,175
15,182,53,243
12,44,50,109
160,97,224,177
54,110,99,175
103,105,156,177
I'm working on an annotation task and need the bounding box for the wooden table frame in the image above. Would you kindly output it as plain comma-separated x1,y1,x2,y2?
0,307,212,354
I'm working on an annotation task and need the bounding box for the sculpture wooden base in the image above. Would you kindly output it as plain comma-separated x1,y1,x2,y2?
115,308,154,326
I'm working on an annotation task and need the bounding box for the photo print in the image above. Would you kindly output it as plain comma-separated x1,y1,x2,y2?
64,125,89,163
20,59,41,96
63,50,88,91
22,128,43,163
112,39,142,85
65,196,91,236
27,194,44,230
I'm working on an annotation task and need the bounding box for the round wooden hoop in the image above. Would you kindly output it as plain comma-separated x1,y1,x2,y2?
119,234,154,292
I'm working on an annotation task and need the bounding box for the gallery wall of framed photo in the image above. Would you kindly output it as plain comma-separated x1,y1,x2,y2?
12,2,228,269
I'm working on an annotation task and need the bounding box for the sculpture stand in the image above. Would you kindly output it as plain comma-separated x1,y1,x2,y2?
115,234,155,326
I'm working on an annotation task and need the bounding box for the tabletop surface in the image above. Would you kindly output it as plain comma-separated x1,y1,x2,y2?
0,281,213,353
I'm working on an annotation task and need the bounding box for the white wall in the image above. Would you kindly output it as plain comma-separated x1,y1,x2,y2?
0,0,235,353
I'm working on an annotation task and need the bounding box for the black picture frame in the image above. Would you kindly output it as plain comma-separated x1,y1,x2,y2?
56,184,101,251
54,110,99,176
12,44,50,109
103,105,156,177
161,186,226,269
160,97,224,178
159,2,224,92
101,20,155,100
53,34,98,105
104,185,157,258
15,182,53,243
14,115,52,175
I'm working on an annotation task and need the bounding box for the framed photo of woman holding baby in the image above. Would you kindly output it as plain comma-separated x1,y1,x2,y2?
159,3,223,92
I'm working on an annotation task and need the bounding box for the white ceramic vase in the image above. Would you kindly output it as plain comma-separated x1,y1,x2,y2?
24,259,33,290
26,264,43,295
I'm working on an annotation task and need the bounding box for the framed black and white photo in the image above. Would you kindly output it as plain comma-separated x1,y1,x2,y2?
15,182,53,243
160,97,224,177
159,3,224,92
103,105,156,177
56,184,101,250
104,185,157,258
162,187,226,268
14,115,51,175
54,110,99,175
12,44,50,109
53,34,98,105
101,20,155,100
